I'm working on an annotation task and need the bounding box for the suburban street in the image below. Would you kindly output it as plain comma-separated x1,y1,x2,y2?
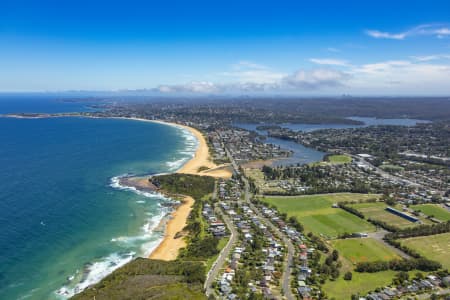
204,185,239,297
228,146,295,300
351,154,420,187
244,178,295,300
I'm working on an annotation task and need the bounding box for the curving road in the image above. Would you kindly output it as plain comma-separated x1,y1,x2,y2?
204,189,238,297
245,181,295,300
239,159,295,300
207,147,295,299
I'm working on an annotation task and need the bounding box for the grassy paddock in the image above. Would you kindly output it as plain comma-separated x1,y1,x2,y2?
349,202,431,228
244,168,286,194
327,154,352,164
323,270,422,300
331,238,400,270
412,204,450,222
261,193,378,238
400,232,450,270
322,271,397,300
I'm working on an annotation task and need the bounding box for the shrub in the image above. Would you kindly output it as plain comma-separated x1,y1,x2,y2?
344,271,353,281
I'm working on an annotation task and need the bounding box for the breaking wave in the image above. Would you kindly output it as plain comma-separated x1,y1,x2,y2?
55,176,175,299
55,124,199,299
55,251,135,298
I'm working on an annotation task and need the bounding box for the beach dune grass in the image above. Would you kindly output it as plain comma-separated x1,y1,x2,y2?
400,232,450,270
260,193,378,238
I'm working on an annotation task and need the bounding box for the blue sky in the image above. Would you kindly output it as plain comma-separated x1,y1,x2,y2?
1,0,450,94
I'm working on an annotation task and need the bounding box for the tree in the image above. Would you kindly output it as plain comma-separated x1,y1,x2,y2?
320,264,330,275
344,271,353,281
396,271,409,283
325,255,334,266
385,197,396,206
332,250,339,261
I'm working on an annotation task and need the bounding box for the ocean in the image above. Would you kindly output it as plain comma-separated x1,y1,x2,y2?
0,96,198,299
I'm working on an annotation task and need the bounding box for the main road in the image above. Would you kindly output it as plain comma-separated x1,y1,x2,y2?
204,184,239,297
243,177,295,300
350,154,420,187
226,148,295,300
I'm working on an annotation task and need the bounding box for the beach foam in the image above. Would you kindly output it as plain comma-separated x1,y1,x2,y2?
110,208,167,248
54,122,200,299
109,175,177,257
109,175,170,201
163,126,199,172
181,130,198,151
166,157,190,171
1,115,206,300
54,176,174,298
56,251,135,298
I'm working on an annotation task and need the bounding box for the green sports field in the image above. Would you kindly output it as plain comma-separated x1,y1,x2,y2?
349,202,431,228
412,204,450,222
331,238,400,268
323,271,396,300
322,271,422,300
261,193,378,238
400,232,450,270
327,154,352,164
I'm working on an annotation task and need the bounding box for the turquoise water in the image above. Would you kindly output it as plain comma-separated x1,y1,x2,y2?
0,102,197,299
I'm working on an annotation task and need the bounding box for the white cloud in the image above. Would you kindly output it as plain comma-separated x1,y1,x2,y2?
222,60,286,84
221,69,286,84
309,58,349,66
410,54,450,61
327,47,340,52
365,30,406,40
349,59,450,94
232,60,268,70
152,59,450,94
156,81,218,93
353,60,411,74
154,67,350,93
366,24,450,40
282,69,350,89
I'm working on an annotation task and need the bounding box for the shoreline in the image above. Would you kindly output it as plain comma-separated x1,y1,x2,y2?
118,118,231,260
148,195,194,260
3,113,231,261
146,122,231,260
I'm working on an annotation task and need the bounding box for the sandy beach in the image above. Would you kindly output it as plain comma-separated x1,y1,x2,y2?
145,120,231,260
176,124,232,178
148,196,194,260
5,114,230,261
123,117,232,179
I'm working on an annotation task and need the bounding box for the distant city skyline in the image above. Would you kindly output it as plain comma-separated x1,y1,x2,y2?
1,0,450,95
